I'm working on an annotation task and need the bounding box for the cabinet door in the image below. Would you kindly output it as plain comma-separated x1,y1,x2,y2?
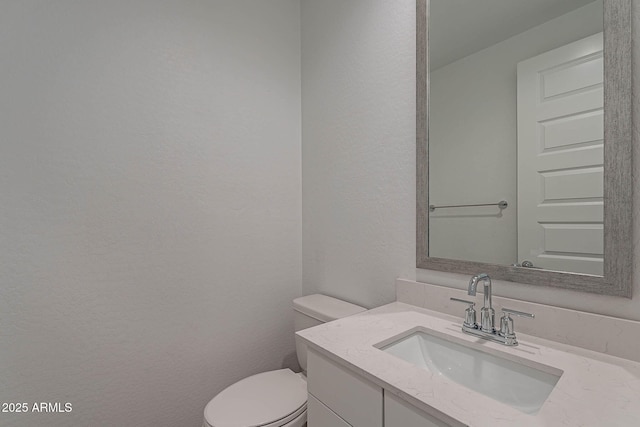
385,392,457,427
308,394,351,427
307,349,382,427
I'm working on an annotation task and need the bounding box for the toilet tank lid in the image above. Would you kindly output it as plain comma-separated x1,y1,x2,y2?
293,294,366,322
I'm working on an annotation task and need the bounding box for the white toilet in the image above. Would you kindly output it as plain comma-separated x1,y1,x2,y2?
203,294,366,427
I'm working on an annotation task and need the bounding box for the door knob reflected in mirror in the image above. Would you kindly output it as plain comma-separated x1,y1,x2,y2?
513,261,536,268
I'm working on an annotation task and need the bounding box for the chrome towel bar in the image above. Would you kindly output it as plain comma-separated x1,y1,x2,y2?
429,200,508,212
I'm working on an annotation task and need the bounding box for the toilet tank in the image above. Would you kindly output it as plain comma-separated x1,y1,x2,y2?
293,294,366,372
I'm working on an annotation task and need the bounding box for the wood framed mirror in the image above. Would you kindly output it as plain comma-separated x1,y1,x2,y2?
416,0,633,296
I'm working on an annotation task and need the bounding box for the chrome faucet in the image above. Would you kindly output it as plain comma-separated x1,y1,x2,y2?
450,273,535,346
468,273,494,333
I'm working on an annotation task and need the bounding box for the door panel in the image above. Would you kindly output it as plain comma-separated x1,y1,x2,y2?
517,33,603,275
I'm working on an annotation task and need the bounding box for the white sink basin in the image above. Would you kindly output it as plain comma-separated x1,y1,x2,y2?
379,330,562,414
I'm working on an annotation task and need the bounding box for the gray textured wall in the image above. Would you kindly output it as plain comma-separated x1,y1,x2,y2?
0,1,301,426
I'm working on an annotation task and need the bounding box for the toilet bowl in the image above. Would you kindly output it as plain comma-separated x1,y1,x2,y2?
203,294,366,427
203,369,307,427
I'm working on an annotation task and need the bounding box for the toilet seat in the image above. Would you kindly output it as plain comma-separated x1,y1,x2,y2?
204,369,307,427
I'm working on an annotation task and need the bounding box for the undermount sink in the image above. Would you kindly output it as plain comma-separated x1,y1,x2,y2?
378,329,562,414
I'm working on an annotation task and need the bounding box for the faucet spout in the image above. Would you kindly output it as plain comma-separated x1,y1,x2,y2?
468,273,494,333
468,273,489,297
467,275,479,296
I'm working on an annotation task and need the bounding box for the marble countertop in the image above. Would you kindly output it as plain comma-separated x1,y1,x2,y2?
296,302,640,427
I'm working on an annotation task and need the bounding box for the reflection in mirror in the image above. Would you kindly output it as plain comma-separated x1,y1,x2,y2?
428,0,605,275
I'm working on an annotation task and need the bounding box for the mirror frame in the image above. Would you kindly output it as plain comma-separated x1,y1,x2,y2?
416,0,633,297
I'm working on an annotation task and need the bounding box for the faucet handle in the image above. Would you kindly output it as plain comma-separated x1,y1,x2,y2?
450,298,477,329
502,308,534,319
499,308,534,345
450,297,475,306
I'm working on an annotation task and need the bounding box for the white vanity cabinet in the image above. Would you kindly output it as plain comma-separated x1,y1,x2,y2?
307,394,351,427
307,349,383,427
385,392,455,427
307,348,456,427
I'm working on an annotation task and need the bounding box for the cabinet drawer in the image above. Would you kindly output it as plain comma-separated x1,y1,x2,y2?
385,392,459,427
307,394,351,427
307,349,382,427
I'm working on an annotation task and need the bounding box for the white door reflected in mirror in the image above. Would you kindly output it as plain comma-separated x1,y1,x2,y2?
517,33,604,276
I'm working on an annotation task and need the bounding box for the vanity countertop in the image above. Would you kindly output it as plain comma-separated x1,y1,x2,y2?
296,302,640,427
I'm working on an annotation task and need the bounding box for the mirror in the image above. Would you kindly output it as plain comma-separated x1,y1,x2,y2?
430,0,604,275
416,0,633,296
